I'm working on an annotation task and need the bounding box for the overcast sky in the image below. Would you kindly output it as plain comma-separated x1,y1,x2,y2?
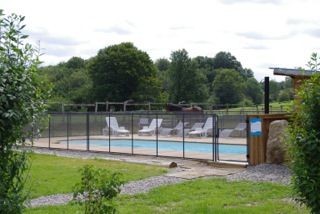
3,0,320,81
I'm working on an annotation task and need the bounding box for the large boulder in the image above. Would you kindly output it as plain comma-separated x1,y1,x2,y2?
266,120,288,164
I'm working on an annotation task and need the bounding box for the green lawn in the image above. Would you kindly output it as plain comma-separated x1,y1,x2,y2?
26,153,167,198
26,178,308,214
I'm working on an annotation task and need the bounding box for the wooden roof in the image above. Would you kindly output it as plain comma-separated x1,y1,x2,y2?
271,67,317,78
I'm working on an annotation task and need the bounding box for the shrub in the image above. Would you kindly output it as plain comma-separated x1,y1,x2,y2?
288,73,320,213
73,165,123,214
0,11,48,213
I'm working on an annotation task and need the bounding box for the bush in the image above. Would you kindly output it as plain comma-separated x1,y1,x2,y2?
0,11,48,213
73,165,123,214
288,73,320,213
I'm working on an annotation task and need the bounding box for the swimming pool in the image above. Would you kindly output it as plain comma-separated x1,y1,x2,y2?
60,139,246,154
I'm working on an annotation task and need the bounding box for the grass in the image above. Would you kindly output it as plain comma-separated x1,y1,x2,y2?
26,153,167,198
26,178,308,214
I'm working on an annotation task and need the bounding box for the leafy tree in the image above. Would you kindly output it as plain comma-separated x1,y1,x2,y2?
192,56,216,89
155,58,170,72
40,57,92,103
0,11,48,213
212,52,254,79
155,58,170,101
269,80,281,102
66,56,85,69
89,42,161,102
211,69,244,104
213,52,243,73
168,49,208,103
306,52,320,71
288,73,320,213
244,78,263,104
73,165,123,214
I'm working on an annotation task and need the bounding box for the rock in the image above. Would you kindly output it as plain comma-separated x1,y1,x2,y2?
266,120,288,164
169,162,178,168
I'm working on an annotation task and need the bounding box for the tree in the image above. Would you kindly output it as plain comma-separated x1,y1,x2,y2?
211,69,244,104
213,52,243,73
0,11,48,213
306,52,320,71
192,56,216,89
244,78,263,104
288,73,320,213
40,57,92,103
269,80,281,102
155,58,170,72
168,49,208,103
155,58,170,101
89,42,161,102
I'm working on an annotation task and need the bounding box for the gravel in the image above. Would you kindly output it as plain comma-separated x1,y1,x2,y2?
27,194,73,208
226,164,291,185
120,175,185,195
28,176,184,208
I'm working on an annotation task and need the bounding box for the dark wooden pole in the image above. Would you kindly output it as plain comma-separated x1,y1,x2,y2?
264,76,269,114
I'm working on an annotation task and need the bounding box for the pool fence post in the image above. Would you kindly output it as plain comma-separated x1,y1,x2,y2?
212,114,215,161
156,113,158,157
182,113,185,158
86,112,90,151
108,112,111,152
48,115,51,149
131,113,134,155
66,113,69,150
216,115,219,161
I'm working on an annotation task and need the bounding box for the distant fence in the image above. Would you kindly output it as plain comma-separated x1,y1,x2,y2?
47,102,289,115
30,112,248,163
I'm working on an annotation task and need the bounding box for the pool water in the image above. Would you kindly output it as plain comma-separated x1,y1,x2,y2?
61,139,246,154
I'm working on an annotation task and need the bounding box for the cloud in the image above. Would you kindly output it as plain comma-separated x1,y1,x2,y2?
220,0,282,5
41,46,76,57
189,40,211,44
243,44,268,50
305,29,320,38
237,31,290,40
25,29,84,46
95,26,132,35
169,26,191,31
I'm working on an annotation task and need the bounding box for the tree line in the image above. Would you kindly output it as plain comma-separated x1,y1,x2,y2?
40,42,293,106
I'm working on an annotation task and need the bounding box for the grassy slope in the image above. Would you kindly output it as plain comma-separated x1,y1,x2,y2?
26,153,167,198
26,178,308,214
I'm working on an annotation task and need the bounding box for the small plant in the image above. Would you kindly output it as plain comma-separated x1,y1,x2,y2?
73,165,123,214
288,73,320,213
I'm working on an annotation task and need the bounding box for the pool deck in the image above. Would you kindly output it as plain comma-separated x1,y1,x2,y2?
30,135,247,162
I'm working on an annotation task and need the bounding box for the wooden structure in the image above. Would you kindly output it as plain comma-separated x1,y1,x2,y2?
272,67,315,92
247,114,290,165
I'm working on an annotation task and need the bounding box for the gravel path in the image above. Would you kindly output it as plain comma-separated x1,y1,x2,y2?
120,175,185,195
226,164,291,185
28,175,185,208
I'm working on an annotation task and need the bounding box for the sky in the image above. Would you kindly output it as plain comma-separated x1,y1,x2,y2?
2,0,320,81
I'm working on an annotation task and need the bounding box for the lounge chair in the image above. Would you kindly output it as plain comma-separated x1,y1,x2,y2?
169,121,190,136
103,117,129,136
138,118,163,136
188,117,214,137
159,121,189,136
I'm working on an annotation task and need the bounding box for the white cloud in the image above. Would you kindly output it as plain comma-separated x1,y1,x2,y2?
2,0,320,81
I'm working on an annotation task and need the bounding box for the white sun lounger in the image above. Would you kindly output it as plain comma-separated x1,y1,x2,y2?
103,116,129,136
138,118,163,136
188,117,214,137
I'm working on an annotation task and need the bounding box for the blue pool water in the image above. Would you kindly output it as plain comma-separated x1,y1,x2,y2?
61,139,246,154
